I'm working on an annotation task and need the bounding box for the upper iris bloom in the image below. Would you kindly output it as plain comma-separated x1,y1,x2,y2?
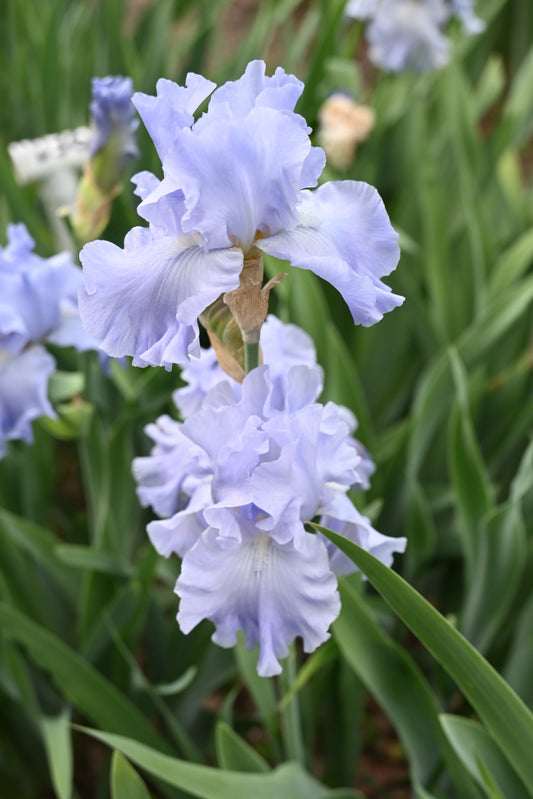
346,0,485,73
79,60,402,369
0,224,94,458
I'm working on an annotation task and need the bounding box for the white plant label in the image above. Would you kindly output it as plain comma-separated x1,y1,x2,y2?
8,127,92,184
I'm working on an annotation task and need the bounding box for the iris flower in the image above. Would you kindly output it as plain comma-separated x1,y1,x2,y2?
0,224,94,458
79,60,402,369
134,355,405,676
346,0,484,73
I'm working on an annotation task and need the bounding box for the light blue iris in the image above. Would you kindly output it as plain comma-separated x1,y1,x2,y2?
346,0,485,73
133,362,406,676
0,224,95,458
79,60,402,369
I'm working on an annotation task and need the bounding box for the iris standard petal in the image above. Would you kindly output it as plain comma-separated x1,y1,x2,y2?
79,231,243,368
132,73,215,162
206,60,304,119
166,106,318,252
257,180,403,326
176,527,340,677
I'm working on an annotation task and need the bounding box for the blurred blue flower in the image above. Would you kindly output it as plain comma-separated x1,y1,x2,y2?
0,224,95,457
71,76,140,243
133,363,405,676
346,0,484,73
79,60,402,369
89,75,139,167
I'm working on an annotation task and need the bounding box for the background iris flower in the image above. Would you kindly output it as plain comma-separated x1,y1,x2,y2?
0,224,94,458
346,0,485,73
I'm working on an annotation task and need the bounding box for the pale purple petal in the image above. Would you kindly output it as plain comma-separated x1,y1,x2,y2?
147,480,212,558
320,503,407,577
207,60,304,118
0,347,56,458
166,106,319,252
79,231,243,368
450,0,485,34
133,414,210,517
132,73,215,162
257,181,403,326
176,527,340,677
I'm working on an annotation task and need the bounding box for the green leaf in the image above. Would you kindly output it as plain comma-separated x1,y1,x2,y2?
234,639,280,757
440,715,530,799
448,351,493,576
111,751,153,799
40,708,73,799
461,503,527,652
278,638,338,710
314,526,533,795
333,581,479,796
0,602,171,754
55,544,133,576
215,722,270,773
0,508,77,596
76,727,327,799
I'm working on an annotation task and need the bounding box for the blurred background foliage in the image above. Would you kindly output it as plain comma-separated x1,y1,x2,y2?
0,0,532,797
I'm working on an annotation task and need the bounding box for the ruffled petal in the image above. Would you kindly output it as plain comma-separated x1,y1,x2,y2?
135,176,187,236
132,73,215,162
176,527,340,676
147,480,212,558
166,106,318,252
0,346,56,458
133,414,210,517
79,230,243,368
257,181,403,326
319,495,407,576
206,60,304,119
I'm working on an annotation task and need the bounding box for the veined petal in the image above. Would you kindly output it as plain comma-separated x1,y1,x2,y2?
79,231,243,368
132,73,215,162
0,346,56,458
166,106,317,252
206,60,304,119
257,181,403,326
176,528,340,677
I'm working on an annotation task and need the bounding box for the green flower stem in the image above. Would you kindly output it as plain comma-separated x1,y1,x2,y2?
244,340,260,373
280,645,306,766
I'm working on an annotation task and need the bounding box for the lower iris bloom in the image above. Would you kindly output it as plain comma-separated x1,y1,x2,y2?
79,60,402,369
0,224,95,458
346,0,485,73
134,358,406,676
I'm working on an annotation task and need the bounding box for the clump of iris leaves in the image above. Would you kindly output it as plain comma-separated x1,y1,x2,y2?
1,1,533,798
